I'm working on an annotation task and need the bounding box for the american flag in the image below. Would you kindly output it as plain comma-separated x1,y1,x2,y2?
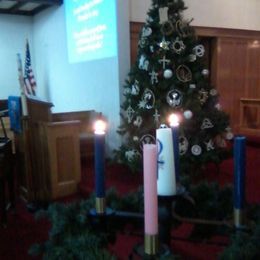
24,40,36,96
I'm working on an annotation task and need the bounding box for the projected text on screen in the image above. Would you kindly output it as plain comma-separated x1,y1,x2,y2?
65,0,117,63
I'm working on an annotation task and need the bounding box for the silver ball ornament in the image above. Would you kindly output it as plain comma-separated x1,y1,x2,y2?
202,69,209,77
183,110,193,119
163,69,173,79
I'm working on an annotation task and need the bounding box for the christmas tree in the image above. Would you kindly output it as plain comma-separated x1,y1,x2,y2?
114,0,232,174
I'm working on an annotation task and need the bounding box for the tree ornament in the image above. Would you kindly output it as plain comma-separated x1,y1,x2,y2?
126,105,135,123
142,88,155,109
158,55,170,69
202,69,210,77
191,144,202,156
204,139,215,151
166,89,182,107
225,127,234,140
188,54,196,62
158,7,169,24
131,80,140,95
193,44,205,57
138,38,147,48
176,65,192,82
149,70,159,84
198,89,208,104
183,110,193,119
172,37,186,54
175,20,192,38
226,132,234,140
124,88,131,95
142,26,152,37
125,149,140,162
158,37,171,50
179,135,189,155
214,135,227,148
201,118,214,129
139,55,149,71
153,109,161,125
163,69,173,79
215,103,221,110
160,124,168,128
150,45,154,53
140,134,156,150
161,21,174,35
133,136,139,142
133,115,143,128
210,89,218,96
189,83,196,89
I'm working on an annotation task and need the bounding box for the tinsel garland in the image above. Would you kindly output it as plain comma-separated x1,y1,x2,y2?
29,183,260,259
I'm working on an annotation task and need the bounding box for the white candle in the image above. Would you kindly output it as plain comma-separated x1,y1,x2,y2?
156,127,176,196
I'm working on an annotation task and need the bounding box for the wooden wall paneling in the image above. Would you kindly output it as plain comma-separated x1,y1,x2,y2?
245,40,260,98
215,38,248,132
42,121,81,199
130,22,143,65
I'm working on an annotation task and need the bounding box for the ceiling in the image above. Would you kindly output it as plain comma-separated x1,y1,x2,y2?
0,0,63,16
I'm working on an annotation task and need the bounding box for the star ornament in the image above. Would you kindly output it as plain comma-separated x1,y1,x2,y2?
158,38,171,50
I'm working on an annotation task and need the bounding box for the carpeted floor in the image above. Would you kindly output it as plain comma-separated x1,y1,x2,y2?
0,142,259,260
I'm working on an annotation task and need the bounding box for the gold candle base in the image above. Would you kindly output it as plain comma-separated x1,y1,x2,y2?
95,197,106,214
144,234,158,255
234,208,244,228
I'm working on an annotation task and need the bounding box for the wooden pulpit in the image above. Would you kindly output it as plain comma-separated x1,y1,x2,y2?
17,97,81,202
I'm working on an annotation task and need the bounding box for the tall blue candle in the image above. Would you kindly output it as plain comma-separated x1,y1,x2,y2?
94,120,106,198
169,114,180,182
233,135,246,209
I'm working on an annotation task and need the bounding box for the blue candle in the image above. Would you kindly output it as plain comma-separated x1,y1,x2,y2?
172,126,180,182
169,114,180,182
94,120,106,198
233,135,246,209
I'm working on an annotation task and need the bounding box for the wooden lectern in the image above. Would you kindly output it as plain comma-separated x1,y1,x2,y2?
17,97,81,202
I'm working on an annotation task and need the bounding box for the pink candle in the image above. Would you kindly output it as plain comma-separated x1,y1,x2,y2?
143,144,158,235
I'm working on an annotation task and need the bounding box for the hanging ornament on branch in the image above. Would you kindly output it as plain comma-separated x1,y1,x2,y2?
158,55,170,69
201,118,214,130
161,21,174,36
183,110,193,119
153,109,161,125
202,69,210,77
198,89,209,104
126,105,135,123
125,149,141,162
158,6,169,24
139,88,155,109
204,139,215,151
149,69,159,85
176,65,192,82
179,135,189,155
166,89,182,107
133,115,143,128
172,37,186,54
139,55,149,71
163,69,173,79
131,80,140,95
142,26,153,38
193,44,205,57
140,134,156,150
175,19,193,38
191,144,202,156
158,37,171,50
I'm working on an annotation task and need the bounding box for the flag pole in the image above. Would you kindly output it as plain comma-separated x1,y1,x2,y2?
17,53,28,116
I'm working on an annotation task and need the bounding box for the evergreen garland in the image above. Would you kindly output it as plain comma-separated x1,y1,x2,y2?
29,185,260,259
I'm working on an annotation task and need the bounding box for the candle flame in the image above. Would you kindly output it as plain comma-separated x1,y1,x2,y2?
94,119,106,134
168,113,179,127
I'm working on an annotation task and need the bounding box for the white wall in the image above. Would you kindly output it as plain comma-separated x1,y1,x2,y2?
0,15,32,99
130,0,260,31
32,0,130,153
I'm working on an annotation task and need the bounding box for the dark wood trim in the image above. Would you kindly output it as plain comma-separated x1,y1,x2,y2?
130,22,260,39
